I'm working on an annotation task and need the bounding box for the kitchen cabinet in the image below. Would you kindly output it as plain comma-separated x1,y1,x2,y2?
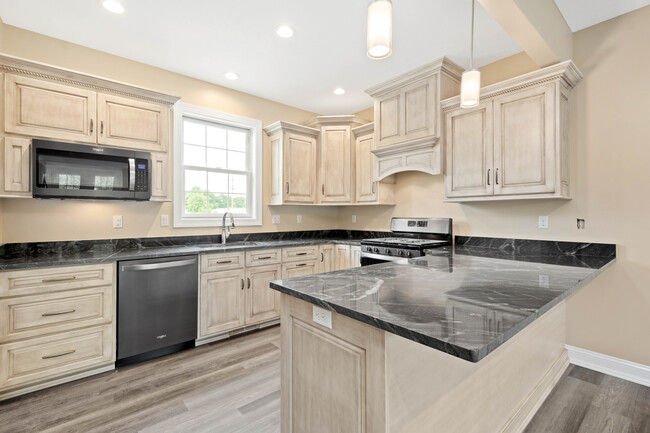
319,125,352,203
1,137,30,196
246,264,281,325
200,269,246,336
318,244,336,273
442,60,582,202
352,123,395,204
365,57,463,179
335,245,351,270
350,246,362,268
282,260,318,279
264,121,319,204
150,152,170,201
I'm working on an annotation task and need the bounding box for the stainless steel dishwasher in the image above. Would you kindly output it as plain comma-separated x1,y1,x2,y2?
117,255,198,366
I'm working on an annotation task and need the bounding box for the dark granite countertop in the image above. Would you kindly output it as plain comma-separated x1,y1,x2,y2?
270,238,616,362
0,230,387,271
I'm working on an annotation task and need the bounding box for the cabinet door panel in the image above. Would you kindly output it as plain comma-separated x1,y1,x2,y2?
149,152,170,201
355,133,376,202
284,133,317,203
200,270,245,337
318,245,336,273
2,137,30,194
445,102,494,198
97,93,168,152
320,126,351,203
246,264,281,325
4,74,96,143
350,246,362,268
376,94,401,146
404,80,433,136
335,245,351,270
493,84,556,195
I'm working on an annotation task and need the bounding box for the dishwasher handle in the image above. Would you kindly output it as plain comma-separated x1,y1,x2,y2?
121,258,197,272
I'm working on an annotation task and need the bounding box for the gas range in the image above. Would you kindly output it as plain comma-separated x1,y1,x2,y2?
360,218,452,265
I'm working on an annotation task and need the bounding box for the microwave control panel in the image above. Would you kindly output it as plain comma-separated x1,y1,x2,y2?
135,160,149,191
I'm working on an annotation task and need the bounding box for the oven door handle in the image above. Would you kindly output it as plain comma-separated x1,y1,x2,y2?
360,252,410,263
129,158,136,191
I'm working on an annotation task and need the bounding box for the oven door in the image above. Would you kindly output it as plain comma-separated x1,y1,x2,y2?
360,252,410,266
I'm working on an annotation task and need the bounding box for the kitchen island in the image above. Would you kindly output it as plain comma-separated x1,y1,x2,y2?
270,238,616,433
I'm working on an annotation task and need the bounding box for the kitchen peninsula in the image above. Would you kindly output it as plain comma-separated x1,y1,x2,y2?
270,237,616,433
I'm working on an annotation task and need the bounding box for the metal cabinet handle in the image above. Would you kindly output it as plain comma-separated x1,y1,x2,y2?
217,260,233,264
487,169,491,186
240,279,244,290
247,278,251,289
256,256,272,260
322,184,325,195
496,168,500,185
42,276,76,283
286,182,289,194
100,121,104,135
321,252,324,262
295,263,307,267
371,182,376,194
42,309,76,317
42,350,75,360
295,252,308,256
90,119,94,134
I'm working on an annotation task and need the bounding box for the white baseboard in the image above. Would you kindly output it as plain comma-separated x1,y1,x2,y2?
566,345,650,387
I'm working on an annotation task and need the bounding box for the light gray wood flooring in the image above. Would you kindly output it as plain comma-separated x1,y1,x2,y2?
1,325,648,433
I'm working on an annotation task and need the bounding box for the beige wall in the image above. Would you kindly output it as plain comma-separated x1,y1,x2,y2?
344,6,650,366
0,23,340,242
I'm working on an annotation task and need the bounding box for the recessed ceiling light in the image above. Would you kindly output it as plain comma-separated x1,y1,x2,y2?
333,88,346,95
224,72,239,80
276,25,295,38
102,0,125,14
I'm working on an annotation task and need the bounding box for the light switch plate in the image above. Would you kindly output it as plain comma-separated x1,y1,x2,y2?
352,215,357,223
160,214,169,227
113,215,123,229
538,216,549,229
297,215,302,224
539,274,550,288
272,215,280,224
313,306,332,329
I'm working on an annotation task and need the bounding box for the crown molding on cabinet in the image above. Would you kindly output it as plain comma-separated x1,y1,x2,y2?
0,53,180,106
441,59,583,110
305,115,368,128
263,120,320,137
351,122,374,137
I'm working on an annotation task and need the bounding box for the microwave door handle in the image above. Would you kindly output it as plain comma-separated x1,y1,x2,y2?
129,158,136,191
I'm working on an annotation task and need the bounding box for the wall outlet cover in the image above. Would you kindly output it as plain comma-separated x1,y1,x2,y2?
352,215,357,223
113,215,123,229
160,214,169,227
538,216,549,229
539,274,550,288
297,215,302,224
312,306,332,329
272,215,281,224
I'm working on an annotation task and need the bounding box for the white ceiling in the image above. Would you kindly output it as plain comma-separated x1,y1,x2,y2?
554,0,650,32
0,1,647,115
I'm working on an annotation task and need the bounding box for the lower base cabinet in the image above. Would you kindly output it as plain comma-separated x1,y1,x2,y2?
200,269,246,337
246,264,281,325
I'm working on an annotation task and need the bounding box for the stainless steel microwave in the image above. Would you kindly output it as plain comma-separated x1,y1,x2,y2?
32,140,151,200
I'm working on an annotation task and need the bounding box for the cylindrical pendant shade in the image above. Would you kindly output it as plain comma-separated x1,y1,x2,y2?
367,0,392,59
460,69,481,107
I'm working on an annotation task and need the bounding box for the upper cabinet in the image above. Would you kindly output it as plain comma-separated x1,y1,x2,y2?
352,123,395,205
365,57,463,180
442,60,582,202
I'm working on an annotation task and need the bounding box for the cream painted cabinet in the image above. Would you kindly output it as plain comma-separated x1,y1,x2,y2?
319,125,352,203
1,137,30,196
282,260,318,279
4,74,97,144
200,269,246,337
442,61,581,202
350,246,361,268
150,152,170,201
245,264,281,325
264,122,319,204
318,244,336,273
97,93,169,152
352,123,395,204
335,245,351,270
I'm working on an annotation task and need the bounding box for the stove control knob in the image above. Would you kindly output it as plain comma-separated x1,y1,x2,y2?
407,251,412,257
397,250,404,256
384,248,391,255
373,247,380,253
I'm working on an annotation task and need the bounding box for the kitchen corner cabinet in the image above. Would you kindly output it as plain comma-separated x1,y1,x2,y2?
318,244,337,273
264,121,319,204
352,123,395,204
335,244,351,270
1,137,31,196
443,60,582,202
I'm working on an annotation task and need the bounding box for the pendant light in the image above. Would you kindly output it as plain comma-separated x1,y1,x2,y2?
367,0,392,59
460,0,481,107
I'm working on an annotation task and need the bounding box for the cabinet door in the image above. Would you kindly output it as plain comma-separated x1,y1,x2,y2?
445,102,494,198
245,264,281,325
320,125,351,203
150,152,170,201
4,74,96,143
282,261,317,279
200,270,245,337
97,93,169,152
355,132,377,202
350,246,362,268
318,244,336,273
2,137,30,194
493,84,556,196
335,245,351,270
284,132,317,203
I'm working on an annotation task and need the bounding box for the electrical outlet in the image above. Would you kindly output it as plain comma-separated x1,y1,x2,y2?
352,215,357,224
160,214,169,227
539,274,550,288
297,215,302,224
313,306,332,329
113,215,123,229
577,218,585,229
272,215,280,224
538,216,549,229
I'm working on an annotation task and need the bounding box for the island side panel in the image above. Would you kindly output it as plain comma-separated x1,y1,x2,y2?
385,301,568,433
280,294,386,433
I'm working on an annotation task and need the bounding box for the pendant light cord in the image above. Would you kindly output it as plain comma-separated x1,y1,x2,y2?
470,0,475,71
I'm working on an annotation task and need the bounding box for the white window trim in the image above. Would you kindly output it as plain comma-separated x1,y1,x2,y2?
173,102,263,227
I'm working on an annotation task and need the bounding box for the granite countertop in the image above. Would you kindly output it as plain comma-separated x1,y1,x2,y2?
0,230,382,271
270,240,616,362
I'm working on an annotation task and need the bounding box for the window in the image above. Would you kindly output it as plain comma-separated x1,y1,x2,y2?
173,103,262,227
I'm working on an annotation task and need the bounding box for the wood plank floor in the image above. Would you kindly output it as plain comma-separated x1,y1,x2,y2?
1,325,648,433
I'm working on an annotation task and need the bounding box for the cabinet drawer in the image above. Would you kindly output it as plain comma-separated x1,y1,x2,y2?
0,286,113,343
201,252,245,273
246,249,281,267
0,324,114,392
282,260,318,279
0,264,114,298
282,245,319,263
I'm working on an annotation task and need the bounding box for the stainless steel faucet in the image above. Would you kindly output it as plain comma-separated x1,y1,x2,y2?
221,212,236,245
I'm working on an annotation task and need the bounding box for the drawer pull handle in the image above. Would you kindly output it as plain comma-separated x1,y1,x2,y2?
42,350,76,360
247,278,251,289
240,279,244,290
217,260,233,264
90,119,94,134
42,276,76,283
256,256,272,260
295,252,308,256
42,309,76,317
295,263,307,267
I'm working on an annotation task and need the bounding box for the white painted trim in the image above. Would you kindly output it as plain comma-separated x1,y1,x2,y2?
173,102,263,227
566,345,650,387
